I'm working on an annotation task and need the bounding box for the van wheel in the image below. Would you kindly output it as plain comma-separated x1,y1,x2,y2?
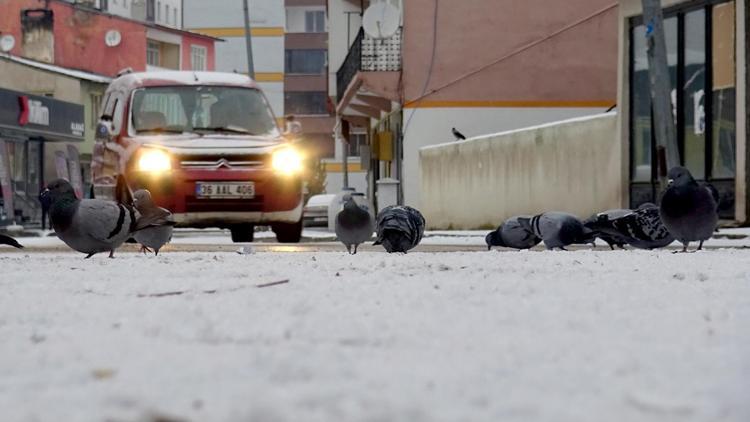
230,224,255,242
272,220,302,243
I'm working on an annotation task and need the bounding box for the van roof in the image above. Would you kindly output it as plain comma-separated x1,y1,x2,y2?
108,71,259,92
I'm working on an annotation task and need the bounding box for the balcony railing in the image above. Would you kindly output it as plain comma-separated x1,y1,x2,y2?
336,27,402,103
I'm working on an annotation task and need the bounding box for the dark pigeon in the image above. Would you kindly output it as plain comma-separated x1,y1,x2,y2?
335,196,374,254
659,166,718,251
583,209,632,250
40,178,138,258
485,216,541,250
373,205,425,253
0,233,23,249
133,189,175,256
518,212,594,250
451,127,466,141
585,205,674,250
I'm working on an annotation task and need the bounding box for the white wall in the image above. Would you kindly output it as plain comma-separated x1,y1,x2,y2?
325,171,368,194
286,6,326,33
402,106,615,208
183,0,284,28
419,113,621,229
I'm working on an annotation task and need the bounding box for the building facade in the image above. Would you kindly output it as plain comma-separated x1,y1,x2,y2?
333,0,618,209
617,0,748,222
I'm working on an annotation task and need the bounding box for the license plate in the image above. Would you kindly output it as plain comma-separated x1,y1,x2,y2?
195,182,255,199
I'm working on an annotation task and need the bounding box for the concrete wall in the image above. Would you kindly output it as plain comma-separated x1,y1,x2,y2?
419,113,621,229
403,106,613,207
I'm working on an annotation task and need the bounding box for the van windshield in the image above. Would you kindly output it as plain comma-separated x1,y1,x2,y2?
130,86,280,137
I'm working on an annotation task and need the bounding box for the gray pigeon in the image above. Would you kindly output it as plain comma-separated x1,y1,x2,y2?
0,234,23,249
518,212,594,250
485,216,541,250
583,209,632,249
373,205,425,253
40,178,138,258
659,166,718,251
133,189,175,256
585,205,674,250
335,196,374,254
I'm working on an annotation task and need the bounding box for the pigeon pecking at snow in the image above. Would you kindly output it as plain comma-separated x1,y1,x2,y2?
583,209,632,249
0,233,23,249
335,196,374,254
132,189,175,256
485,216,541,250
659,166,718,252
40,178,139,258
517,212,595,251
584,204,674,250
373,205,425,253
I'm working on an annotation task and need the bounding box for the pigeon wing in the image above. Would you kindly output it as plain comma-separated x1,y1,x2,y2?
75,199,136,242
134,207,175,231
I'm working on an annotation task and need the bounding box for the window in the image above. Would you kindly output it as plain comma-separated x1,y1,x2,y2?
166,5,170,24
284,49,326,74
348,132,367,157
90,92,103,128
156,1,161,21
131,86,279,137
629,0,736,215
284,92,328,115
173,8,177,27
305,10,325,33
146,40,160,66
191,45,207,71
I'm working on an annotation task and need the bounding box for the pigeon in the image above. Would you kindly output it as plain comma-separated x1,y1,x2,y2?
584,205,674,250
659,166,719,251
485,216,541,250
373,205,425,253
583,209,632,250
0,233,23,249
39,178,139,258
132,189,175,256
451,127,466,141
335,196,374,254
518,212,594,250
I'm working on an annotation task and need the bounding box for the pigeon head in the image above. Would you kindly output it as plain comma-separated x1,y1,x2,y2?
667,166,696,187
40,179,76,210
485,228,506,250
133,189,154,209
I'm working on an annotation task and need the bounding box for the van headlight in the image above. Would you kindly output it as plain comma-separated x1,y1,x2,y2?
137,149,172,172
271,147,303,175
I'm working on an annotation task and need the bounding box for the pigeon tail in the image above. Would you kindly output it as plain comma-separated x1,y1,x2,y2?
0,234,23,249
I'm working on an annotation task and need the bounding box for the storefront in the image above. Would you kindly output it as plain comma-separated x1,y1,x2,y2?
0,87,84,226
623,0,746,220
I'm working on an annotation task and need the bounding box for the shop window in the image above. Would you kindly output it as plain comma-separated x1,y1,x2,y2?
711,1,736,179
348,132,367,157
90,92,103,129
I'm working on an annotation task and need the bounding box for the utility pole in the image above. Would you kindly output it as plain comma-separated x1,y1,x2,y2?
642,0,680,184
242,0,255,78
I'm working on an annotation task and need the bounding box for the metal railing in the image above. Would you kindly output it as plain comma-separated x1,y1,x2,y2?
336,27,402,103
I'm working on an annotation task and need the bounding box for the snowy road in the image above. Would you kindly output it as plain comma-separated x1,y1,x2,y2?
1,248,749,422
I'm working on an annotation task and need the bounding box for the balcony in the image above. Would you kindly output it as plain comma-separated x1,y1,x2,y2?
336,27,402,103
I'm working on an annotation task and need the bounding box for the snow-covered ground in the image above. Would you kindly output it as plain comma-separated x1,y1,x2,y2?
1,249,749,422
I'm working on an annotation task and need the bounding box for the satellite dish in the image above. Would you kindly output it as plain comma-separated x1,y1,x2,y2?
104,30,122,47
362,2,400,39
0,35,16,53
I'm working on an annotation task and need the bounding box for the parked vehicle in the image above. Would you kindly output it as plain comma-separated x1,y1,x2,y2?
303,193,335,227
91,71,305,243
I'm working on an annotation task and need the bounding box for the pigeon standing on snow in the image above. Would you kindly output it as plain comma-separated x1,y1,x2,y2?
518,212,594,250
132,189,175,256
40,178,138,258
373,205,425,253
583,209,632,249
0,234,23,249
335,196,374,254
584,205,674,250
485,216,541,250
659,166,718,251
451,127,466,141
